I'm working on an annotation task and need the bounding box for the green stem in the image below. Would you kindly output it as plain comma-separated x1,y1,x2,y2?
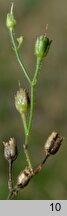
28,58,41,135
28,85,34,134
21,113,33,173
10,30,31,85
21,113,28,135
32,58,41,86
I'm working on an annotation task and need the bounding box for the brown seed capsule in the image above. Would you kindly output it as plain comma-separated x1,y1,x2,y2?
17,167,32,188
3,138,17,161
44,131,63,156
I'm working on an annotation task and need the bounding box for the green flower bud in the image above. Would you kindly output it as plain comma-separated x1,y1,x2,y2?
44,131,63,156
3,138,17,161
17,167,32,188
6,3,16,31
6,13,16,31
15,88,30,114
35,35,52,61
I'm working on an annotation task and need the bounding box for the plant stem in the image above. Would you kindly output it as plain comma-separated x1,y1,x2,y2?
28,58,41,135
23,143,33,174
9,30,42,178
24,132,33,173
8,186,20,200
32,58,41,86
28,85,34,134
10,31,33,173
8,154,49,199
8,159,13,193
21,113,28,135
34,154,50,175
10,30,31,85
23,58,41,172
21,113,33,173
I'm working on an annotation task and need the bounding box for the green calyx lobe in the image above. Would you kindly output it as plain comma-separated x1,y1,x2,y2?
35,35,52,60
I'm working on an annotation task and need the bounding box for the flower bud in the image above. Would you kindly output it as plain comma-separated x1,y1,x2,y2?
15,88,30,114
6,4,16,31
6,14,16,31
44,131,63,156
17,167,32,188
3,138,17,161
35,35,52,61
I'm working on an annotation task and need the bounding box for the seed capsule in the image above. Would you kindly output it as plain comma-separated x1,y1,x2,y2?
17,167,32,188
35,35,52,61
3,138,17,161
15,88,30,114
44,131,63,156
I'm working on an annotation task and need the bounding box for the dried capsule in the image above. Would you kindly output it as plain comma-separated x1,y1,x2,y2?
44,131,63,156
3,138,17,161
35,35,52,61
17,167,32,188
15,88,30,114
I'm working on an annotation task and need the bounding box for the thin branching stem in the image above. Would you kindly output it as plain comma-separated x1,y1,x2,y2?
9,29,33,171
7,28,45,200
10,30,32,85
21,59,42,171
21,113,33,172
28,58,41,135
8,154,49,200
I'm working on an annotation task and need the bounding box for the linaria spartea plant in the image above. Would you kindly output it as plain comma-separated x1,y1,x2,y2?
3,3,63,199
